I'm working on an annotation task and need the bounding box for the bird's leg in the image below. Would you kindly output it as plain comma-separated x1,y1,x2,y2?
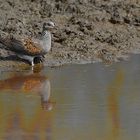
17,54,34,66
31,60,34,66
28,56,35,67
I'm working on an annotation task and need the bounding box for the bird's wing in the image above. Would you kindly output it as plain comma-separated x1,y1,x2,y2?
0,37,45,56
22,38,45,55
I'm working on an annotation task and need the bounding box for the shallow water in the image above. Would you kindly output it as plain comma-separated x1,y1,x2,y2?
0,55,140,140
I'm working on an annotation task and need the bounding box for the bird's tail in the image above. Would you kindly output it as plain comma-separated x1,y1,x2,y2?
0,36,11,49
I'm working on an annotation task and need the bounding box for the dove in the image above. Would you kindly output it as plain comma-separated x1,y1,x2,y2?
0,21,55,66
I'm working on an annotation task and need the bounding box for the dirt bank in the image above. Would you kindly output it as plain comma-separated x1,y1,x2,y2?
0,0,140,68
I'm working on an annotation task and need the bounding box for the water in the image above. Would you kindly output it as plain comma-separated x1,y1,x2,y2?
0,55,140,140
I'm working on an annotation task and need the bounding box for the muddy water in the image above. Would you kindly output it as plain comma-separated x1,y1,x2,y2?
0,55,140,140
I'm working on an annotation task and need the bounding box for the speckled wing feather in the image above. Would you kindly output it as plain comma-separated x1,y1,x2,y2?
23,38,45,56
0,37,45,56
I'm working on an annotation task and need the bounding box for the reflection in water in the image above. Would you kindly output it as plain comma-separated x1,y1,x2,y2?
108,69,124,140
0,72,54,140
1,55,140,140
0,73,53,111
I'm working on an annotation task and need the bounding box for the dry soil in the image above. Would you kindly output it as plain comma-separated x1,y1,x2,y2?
0,0,140,68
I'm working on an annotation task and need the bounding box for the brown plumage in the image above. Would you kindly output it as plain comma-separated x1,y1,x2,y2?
0,37,44,56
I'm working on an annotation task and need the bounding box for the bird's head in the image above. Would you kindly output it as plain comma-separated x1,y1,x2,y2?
43,21,55,31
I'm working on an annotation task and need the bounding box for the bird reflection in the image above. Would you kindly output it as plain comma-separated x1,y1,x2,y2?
0,72,54,111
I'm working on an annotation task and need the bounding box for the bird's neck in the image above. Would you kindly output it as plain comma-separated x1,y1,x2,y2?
42,30,51,38
41,30,51,52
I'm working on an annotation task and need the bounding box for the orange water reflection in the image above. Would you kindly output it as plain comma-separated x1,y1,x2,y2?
0,57,140,140
0,72,54,111
0,72,54,140
107,69,124,140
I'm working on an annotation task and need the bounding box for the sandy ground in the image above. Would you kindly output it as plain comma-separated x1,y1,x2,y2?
0,0,140,68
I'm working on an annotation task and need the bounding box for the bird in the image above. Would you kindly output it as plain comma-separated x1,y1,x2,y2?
0,21,55,66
